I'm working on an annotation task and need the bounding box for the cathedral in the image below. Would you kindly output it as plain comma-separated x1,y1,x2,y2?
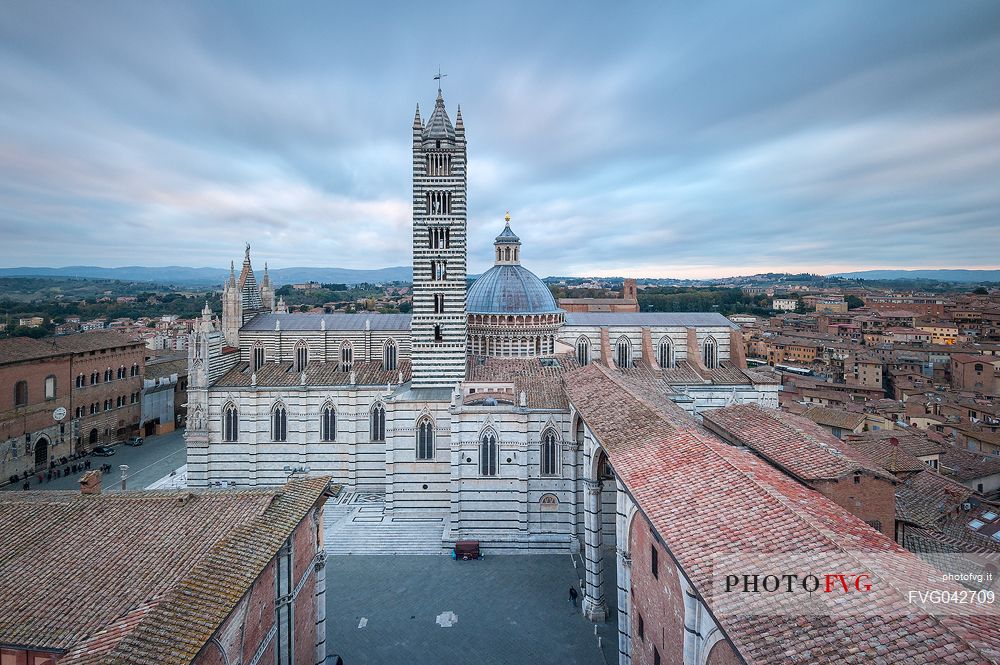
184,86,778,560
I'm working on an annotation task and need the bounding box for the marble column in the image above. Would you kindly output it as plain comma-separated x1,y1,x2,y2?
582,479,607,621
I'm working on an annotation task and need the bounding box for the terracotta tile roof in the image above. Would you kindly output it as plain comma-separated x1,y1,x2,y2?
0,477,332,664
465,354,579,409
847,429,948,460
844,437,929,475
803,405,866,431
84,476,332,665
0,336,71,365
214,358,411,387
49,330,144,354
703,404,892,482
939,445,1000,482
896,470,975,529
564,363,1000,664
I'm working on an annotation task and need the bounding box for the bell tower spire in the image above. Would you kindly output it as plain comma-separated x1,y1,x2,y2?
410,76,467,389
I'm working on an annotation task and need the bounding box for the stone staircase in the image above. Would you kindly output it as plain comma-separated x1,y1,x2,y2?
324,492,447,556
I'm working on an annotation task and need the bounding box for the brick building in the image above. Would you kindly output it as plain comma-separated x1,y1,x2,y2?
1,332,146,485
950,353,1000,394
558,278,640,313
0,338,73,483
0,475,332,665
57,331,146,447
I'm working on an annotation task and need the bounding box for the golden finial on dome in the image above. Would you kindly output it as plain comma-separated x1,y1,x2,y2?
504,210,511,223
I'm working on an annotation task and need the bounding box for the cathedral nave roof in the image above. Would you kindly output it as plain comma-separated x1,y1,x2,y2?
214,358,411,388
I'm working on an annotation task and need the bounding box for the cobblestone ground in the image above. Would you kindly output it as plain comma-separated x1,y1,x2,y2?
1,429,187,492
327,553,617,665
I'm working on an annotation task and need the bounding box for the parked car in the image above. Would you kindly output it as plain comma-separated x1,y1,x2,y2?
126,437,144,447
91,446,116,457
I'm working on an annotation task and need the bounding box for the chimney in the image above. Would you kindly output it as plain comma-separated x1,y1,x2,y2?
79,470,102,495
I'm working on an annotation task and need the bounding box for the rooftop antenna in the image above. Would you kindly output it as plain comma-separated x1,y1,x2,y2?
434,67,447,94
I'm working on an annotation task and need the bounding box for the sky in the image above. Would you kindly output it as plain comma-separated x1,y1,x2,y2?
1,1,999,279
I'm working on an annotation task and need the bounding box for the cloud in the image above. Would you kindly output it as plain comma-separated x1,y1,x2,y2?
1,1,999,277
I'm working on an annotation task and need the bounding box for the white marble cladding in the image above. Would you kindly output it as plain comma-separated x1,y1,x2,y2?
559,324,734,365
239,329,411,366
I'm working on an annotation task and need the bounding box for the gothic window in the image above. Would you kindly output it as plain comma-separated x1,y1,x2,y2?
253,344,265,371
480,430,499,477
131,363,140,377
431,260,446,280
223,404,238,442
91,371,99,385
540,494,558,512
658,337,673,368
76,373,85,388
434,294,444,314
703,336,718,370
540,428,559,476
416,417,434,460
615,336,632,369
321,405,336,442
14,380,28,407
117,366,125,380
341,342,353,372
44,375,56,400
576,336,590,366
104,368,113,382
383,339,397,371
370,403,385,442
575,417,585,445
271,404,287,442
294,341,308,372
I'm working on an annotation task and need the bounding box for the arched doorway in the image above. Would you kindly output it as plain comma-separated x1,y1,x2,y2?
34,436,49,468
89,428,98,445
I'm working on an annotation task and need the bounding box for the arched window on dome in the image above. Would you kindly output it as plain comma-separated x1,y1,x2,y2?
540,428,559,476
223,404,239,442
370,403,385,442
658,337,673,369
576,336,591,366
416,417,434,460
340,341,353,372
703,336,718,370
615,336,632,369
271,403,287,442
383,339,397,371
321,404,336,442
480,429,498,477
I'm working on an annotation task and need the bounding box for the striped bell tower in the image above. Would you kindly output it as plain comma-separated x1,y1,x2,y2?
410,84,468,388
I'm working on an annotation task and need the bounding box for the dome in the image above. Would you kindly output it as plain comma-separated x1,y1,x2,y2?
468,264,561,314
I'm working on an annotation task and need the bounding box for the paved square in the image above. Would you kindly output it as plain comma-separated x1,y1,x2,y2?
326,554,615,665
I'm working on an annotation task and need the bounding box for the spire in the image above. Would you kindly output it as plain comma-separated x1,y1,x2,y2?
228,261,236,286
455,105,464,134
413,103,422,129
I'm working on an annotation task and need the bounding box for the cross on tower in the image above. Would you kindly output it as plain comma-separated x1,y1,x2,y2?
434,67,447,94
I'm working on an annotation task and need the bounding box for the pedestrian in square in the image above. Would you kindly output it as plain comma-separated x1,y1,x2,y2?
569,586,578,606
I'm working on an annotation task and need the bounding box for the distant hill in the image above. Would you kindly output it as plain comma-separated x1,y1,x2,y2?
831,269,1000,283
0,265,412,286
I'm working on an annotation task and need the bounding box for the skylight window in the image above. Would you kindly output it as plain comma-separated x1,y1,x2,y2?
968,519,985,530
982,511,998,521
